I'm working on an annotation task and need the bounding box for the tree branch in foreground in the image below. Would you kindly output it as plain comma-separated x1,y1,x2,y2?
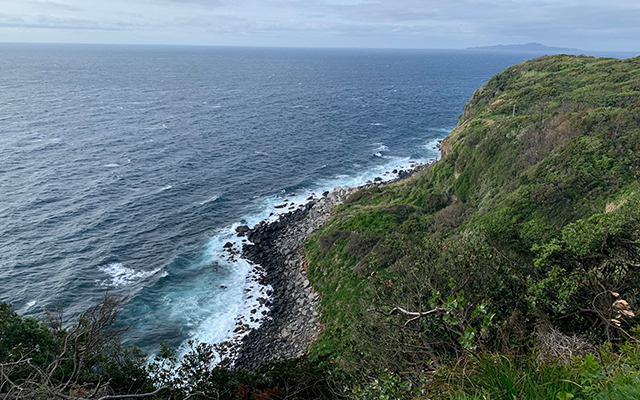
368,306,448,326
53,386,172,400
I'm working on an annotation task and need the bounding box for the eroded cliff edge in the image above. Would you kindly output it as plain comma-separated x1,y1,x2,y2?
233,164,431,370
234,187,357,370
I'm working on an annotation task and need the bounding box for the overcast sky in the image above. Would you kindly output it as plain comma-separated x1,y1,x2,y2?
0,0,639,51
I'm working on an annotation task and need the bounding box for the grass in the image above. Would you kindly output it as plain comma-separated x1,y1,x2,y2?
304,55,640,383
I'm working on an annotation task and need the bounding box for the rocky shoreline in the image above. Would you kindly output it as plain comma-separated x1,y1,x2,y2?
233,162,434,370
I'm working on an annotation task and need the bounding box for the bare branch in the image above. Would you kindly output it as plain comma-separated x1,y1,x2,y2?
368,306,448,326
184,391,218,400
0,358,32,368
51,386,173,400
94,386,172,400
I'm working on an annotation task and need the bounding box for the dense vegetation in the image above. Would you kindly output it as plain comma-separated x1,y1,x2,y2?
3,54,640,399
304,54,640,397
0,296,338,399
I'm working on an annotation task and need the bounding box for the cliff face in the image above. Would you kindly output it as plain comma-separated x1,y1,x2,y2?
304,55,640,374
438,139,453,158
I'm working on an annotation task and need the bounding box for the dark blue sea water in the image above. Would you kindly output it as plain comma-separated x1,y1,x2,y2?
0,44,540,354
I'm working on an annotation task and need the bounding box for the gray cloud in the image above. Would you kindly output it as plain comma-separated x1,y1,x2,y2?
0,0,638,50
23,0,84,11
0,14,125,31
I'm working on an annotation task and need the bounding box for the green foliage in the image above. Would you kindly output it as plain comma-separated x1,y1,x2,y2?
0,302,56,366
147,341,271,400
350,371,419,400
528,199,640,334
341,212,397,233
453,171,470,202
0,297,155,398
260,356,348,400
447,354,578,399
305,54,640,384
430,343,640,400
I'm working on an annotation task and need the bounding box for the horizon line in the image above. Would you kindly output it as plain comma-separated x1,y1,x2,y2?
0,40,638,55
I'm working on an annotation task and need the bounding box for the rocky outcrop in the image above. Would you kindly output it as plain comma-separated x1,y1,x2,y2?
235,225,250,237
234,187,357,370
439,139,453,159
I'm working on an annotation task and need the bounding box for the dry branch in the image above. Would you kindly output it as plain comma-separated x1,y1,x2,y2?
368,306,448,325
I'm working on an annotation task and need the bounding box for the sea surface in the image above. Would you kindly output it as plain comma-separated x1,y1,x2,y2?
0,44,545,354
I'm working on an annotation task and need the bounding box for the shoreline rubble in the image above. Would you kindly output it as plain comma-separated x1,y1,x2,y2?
232,162,434,370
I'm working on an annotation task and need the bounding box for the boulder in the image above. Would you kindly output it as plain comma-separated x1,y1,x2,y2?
235,225,250,237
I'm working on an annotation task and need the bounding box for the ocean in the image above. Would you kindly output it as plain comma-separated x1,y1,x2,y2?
0,44,542,354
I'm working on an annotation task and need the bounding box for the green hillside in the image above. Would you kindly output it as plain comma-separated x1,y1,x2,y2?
304,54,640,396
3,54,640,399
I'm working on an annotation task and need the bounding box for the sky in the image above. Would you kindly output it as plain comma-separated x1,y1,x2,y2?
0,0,639,51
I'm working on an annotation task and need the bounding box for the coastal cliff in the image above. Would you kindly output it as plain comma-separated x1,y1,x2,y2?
301,54,640,380
232,55,640,394
235,187,356,369
234,165,432,369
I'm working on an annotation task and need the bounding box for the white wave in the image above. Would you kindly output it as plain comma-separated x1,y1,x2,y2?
26,300,36,309
373,142,389,152
373,152,383,157
160,185,173,192
176,127,453,358
199,195,220,206
98,263,162,288
104,163,120,168
422,138,445,161
171,227,272,362
429,128,454,133
370,123,384,126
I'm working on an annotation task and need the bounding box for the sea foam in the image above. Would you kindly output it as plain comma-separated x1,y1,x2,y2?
176,134,445,357
98,263,162,288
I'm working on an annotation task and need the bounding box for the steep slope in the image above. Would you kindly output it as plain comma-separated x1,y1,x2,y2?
305,55,640,374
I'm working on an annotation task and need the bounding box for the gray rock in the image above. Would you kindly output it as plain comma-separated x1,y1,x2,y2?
235,166,436,370
235,225,250,236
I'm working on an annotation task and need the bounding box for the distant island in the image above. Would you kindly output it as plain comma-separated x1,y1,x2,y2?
467,42,582,54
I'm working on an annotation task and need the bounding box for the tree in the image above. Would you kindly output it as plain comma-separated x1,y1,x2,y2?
0,295,158,399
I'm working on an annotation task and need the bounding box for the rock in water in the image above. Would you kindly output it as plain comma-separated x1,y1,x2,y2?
236,225,250,237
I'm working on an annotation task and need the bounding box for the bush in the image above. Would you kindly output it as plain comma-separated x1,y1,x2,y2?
0,296,154,398
528,200,640,337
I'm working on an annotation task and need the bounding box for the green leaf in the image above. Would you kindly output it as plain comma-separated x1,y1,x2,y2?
556,391,574,400
472,302,487,318
482,312,496,329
